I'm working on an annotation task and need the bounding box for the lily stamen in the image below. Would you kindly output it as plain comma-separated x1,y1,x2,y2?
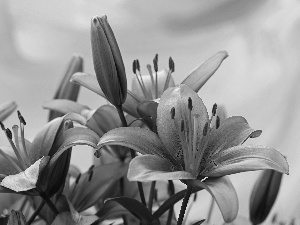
163,57,175,91
146,64,155,90
17,111,30,161
133,60,151,100
153,54,158,98
5,128,27,170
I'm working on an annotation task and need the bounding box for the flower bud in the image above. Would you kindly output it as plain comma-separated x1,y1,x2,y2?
250,169,283,225
91,15,127,107
49,55,83,121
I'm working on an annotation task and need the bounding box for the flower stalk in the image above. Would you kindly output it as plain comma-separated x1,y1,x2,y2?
177,184,193,225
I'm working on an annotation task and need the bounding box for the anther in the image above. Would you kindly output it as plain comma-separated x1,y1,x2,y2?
203,122,209,136
169,57,175,72
132,60,137,74
170,107,175,119
17,111,26,125
153,54,158,72
180,120,185,132
75,173,81,184
94,150,101,158
136,59,140,72
88,169,94,182
0,122,5,130
188,97,193,111
5,128,12,140
212,103,217,116
216,116,220,129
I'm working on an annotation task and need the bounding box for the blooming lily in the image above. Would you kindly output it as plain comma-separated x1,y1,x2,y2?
69,51,228,118
0,112,99,195
96,84,289,223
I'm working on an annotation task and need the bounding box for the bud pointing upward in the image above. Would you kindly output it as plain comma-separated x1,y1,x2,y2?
91,15,127,107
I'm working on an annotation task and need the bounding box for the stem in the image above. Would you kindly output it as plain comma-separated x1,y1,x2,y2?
120,177,128,225
148,181,156,212
26,200,45,225
39,192,59,215
116,105,147,206
177,185,193,225
206,196,215,224
166,181,175,225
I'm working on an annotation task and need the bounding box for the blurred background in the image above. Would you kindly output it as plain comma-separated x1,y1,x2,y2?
0,0,300,224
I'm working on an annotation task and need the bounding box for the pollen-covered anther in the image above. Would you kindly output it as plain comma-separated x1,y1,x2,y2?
88,165,94,182
17,111,26,125
169,57,175,72
212,103,217,117
180,120,185,132
5,128,12,140
75,173,81,184
203,122,209,136
136,59,140,72
188,97,193,111
216,116,220,129
153,54,158,72
170,107,175,119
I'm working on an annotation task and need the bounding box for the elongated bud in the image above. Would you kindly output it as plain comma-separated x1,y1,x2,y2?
7,210,26,225
0,101,17,122
250,170,283,225
91,15,127,107
49,55,83,121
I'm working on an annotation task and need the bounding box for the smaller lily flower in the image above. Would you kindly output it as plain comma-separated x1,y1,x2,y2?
70,51,228,118
97,84,289,223
0,112,99,195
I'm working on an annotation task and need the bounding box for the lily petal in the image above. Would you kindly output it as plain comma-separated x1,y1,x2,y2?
29,113,86,162
205,146,289,177
0,101,17,122
71,72,140,117
43,99,91,119
1,156,49,192
157,84,208,165
128,155,195,181
190,176,238,223
205,116,261,158
181,51,228,92
48,127,99,168
86,105,121,137
97,127,170,158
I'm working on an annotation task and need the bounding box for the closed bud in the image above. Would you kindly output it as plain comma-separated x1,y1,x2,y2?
250,170,283,225
49,55,83,121
91,15,127,107
7,210,26,225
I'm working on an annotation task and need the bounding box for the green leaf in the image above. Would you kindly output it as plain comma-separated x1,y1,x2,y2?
69,162,128,212
181,51,228,92
105,197,159,224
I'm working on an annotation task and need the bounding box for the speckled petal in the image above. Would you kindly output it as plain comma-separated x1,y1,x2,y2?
128,155,194,182
157,84,209,165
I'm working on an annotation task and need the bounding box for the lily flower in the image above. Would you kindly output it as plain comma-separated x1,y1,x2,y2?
96,84,289,223
70,51,228,118
0,112,99,195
